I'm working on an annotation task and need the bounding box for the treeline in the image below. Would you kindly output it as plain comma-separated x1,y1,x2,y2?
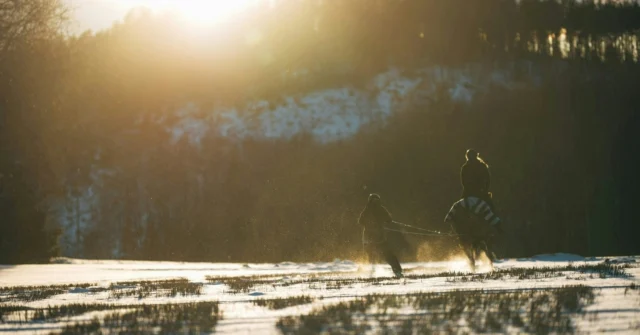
1,0,640,263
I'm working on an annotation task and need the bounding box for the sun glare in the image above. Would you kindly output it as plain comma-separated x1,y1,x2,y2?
129,0,258,27
174,0,257,26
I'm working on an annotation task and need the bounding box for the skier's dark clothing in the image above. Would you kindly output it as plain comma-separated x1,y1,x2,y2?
359,194,403,277
359,198,391,245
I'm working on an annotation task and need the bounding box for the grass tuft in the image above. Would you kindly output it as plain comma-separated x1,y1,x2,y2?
0,284,94,302
254,296,315,310
108,278,202,299
446,262,630,283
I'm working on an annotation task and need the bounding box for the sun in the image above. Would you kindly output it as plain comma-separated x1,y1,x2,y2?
174,0,258,26
131,0,258,27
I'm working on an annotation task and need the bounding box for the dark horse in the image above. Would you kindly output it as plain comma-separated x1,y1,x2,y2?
444,196,501,271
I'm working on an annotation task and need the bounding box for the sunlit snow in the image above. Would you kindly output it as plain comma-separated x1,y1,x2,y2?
1,254,638,334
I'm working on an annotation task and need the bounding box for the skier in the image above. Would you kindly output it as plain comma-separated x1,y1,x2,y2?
358,193,403,278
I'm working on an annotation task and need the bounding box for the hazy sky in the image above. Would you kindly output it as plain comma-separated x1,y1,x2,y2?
64,0,260,34
65,0,132,33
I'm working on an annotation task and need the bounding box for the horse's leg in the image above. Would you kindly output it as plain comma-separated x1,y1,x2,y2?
483,239,497,263
477,240,494,268
461,240,476,272
486,235,500,263
472,241,482,271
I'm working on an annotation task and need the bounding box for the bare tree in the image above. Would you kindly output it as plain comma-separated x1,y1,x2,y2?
0,0,68,56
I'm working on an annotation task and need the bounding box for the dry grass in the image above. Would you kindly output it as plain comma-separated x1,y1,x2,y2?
0,284,94,303
254,296,315,310
52,302,221,335
108,278,203,299
206,261,629,294
277,285,596,334
0,279,205,303
447,262,631,283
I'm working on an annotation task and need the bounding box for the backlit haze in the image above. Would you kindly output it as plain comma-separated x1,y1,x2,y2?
66,0,260,33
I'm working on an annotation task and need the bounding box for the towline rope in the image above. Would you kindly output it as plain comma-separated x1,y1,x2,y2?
384,227,458,237
391,221,455,236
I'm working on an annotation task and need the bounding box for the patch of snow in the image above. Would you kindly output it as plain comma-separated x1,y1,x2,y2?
68,287,91,294
164,65,529,146
530,253,586,262
248,292,265,296
448,76,475,103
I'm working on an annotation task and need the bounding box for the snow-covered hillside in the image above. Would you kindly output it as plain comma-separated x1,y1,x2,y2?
170,65,530,146
51,64,537,259
1,254,638,334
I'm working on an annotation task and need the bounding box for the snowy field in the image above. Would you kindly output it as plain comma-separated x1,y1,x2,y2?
1,254,638,334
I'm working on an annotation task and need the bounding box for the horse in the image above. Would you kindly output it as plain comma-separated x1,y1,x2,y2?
444,196,501,271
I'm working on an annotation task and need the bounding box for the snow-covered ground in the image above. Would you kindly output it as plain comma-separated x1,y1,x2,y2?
1,254,638,334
